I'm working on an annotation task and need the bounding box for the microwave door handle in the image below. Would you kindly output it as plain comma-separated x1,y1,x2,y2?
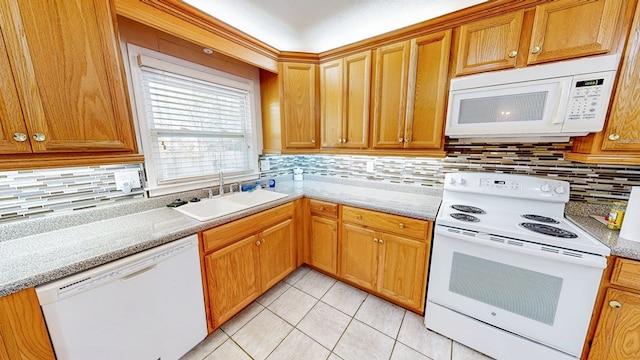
552,79,572,125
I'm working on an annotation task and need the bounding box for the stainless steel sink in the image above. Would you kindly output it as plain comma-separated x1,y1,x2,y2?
173,189,288,221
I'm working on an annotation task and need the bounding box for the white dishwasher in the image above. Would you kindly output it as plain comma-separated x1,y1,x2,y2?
36,234,207,360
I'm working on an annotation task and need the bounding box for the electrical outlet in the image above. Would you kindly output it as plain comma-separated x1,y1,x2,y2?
260,159,271,171
114,170,141,193
366,161,374,172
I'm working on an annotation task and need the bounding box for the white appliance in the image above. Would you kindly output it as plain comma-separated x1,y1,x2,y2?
36,235,207,360
425,172,610,360
445,55,618,141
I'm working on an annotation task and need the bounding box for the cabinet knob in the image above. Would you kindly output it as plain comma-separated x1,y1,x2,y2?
608,133,620,141
338,138,343,143
256,240,261,246
373,238,379,243
398,223,405,229
319,206,325,211
12,132,28,142
379,239,384,244
343,138,347,143
261,238,265,244
508,50,518,58
531,46,542,54
609,300,622,309
311,139,315,144
33,133,46,142
356,214,362,220
398,137,404,143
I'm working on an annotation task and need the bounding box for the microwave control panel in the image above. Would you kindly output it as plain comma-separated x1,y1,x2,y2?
565,71,615,123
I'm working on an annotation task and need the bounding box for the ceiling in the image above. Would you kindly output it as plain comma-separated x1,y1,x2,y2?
184,0,488,53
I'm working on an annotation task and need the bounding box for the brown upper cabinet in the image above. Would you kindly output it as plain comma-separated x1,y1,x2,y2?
567,0,640,164
372,30,451,151
454,0,625,76
320,51,371,149
281,62,319,149
0,0,138,167
261,62,319,153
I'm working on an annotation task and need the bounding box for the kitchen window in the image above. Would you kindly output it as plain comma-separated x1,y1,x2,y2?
126,45,260,196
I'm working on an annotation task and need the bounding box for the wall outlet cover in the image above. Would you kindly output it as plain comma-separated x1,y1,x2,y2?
260,159,271,171
366,161,375,172
115,170,141,193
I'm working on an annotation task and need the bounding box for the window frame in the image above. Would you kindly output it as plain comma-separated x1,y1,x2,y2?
125,44,262,197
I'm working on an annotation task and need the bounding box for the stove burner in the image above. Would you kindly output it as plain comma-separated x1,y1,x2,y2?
451,205,485,214
450,213,480,222
521,214,559,224
519,223,578,238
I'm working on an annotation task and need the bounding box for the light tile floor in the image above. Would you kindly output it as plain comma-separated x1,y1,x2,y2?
181,266,494,360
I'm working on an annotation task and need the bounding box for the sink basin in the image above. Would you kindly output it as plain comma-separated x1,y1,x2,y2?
226,189,288,207
173,189,288,221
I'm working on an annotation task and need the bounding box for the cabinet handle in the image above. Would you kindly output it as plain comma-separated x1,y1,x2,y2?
319,206,325,211
404,137,410,143
398,137,404,143
531,46,542,54
356,215,362,220
343,138,347,143
338,138,343,143
609,300,622,309
311,139,315,144
261,238,265,244
398,223,405,229
508,50,517,58
12,132,28,142
608,133,620,141
256,240,261,246
373,238,379,243
379,239,384,244
33,133,46,142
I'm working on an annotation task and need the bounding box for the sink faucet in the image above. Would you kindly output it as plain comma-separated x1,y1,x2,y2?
218,171,224,196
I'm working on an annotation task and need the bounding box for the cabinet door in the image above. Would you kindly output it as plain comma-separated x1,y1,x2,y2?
376,232,427,311
404,30,451,150
340,223,378,290
528,0,623,65
320,59,343,148
600,0,640,152
343,51,371,148
589,288,640,359
0,0,136,153
0,288,55,360
281,62,318,148
309,215,338,275
454,11,523,76
204,235,261,328
0,29,31,154
372,41,411,148
259,219,295,290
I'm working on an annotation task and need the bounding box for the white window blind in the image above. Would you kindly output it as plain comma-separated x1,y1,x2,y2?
127,49,260,196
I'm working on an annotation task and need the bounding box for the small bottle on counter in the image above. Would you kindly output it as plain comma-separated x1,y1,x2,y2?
607,201,627,230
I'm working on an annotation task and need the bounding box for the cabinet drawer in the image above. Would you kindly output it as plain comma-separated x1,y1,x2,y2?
342,205,427,239
309,199,338,218
611,258,640,291
202,202,293,253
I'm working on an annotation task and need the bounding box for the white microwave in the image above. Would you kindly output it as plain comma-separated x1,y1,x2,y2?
445,55,619,142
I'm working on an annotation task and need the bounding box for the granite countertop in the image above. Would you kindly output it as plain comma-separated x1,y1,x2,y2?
0,178,442,297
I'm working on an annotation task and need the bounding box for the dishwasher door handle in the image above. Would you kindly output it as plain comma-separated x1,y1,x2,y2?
120,264,157,282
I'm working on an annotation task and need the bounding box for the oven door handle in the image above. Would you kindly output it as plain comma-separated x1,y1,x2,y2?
436,226,607,269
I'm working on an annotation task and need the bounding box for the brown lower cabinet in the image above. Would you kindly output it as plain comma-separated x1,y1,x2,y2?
199,202,297,332
589,257,640,359
339,206,431,313
0,288,55,360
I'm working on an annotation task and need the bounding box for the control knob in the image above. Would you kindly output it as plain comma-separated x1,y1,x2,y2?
554,186,566,194
541,183,551,193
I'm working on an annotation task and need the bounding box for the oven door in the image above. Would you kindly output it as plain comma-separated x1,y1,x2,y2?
426,225,606,356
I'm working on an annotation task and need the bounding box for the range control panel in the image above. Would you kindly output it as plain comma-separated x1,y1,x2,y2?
444,172,570,202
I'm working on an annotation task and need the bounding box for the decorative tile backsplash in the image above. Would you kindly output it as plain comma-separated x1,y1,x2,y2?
0,164,145,224
2,141,639,223
261,141,640,204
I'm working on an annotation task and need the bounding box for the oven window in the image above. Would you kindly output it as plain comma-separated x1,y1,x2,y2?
449,252,562,325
